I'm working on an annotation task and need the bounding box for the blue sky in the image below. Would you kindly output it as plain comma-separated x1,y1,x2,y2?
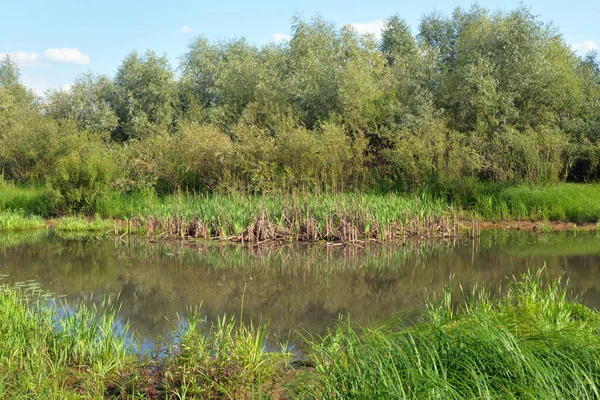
1,0,598,95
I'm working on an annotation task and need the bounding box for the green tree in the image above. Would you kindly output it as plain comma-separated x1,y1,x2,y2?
45,73,117,140
112,50,176,140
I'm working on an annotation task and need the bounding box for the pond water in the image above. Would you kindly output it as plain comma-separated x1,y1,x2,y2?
1,230,600,349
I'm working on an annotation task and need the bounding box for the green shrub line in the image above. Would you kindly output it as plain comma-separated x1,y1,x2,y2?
1,269,600,398
2,4,600,216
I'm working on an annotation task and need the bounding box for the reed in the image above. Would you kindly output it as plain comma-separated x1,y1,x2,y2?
99,192,463,243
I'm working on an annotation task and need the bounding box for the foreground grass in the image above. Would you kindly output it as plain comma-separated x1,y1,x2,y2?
2,269,600,398
296,269,600,399
0,282,287,399
0,283,132,398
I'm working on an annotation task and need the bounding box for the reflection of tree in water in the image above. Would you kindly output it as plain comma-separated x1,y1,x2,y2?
1,231,600,344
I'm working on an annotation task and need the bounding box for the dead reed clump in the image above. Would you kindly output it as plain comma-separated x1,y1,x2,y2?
141,212,470,243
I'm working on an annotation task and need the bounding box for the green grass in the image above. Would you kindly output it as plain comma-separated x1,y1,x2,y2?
95,191,456,241
0,177,51,217
0,283,133,398
472,183,600,223
295,269,600,399
0,281,288,398
0,210,45,231
55,215,114,232
2,181,600,236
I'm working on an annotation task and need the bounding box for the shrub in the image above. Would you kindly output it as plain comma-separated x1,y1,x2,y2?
47,134,117,213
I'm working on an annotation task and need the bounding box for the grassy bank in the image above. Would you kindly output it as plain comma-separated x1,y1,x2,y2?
2,182,600,239
2,270,600,398
471,183,600,223
294,269,600,399
0,281,287,398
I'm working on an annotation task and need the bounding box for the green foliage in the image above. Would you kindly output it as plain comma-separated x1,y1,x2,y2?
47,134,117,213
112,50,176,140
44,73,117,141
2,5,600,202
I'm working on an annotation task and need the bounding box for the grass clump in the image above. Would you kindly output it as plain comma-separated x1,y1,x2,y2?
0,210,45,231
297,269,600,399
0,280,288,399
156,312,288,398
55,215,114,232
0,283,132,398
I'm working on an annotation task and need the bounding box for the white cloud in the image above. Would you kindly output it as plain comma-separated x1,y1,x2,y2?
272,33,291,43
347,19,386,40
42,48,90,65
0,51,40,67
570,41,599,54
20,75,58,96
180,25,193,33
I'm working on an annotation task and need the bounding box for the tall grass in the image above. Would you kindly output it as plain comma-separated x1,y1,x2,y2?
471,183,600,222
0,282,132,398
296,269,600,399
156,311,289,398
3,269,600,398
96,191,458,242
0,280,289,398
3,181,600,237
0,210,45,231
0,176,51,217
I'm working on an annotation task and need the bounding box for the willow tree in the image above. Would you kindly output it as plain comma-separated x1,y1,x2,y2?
112,50,176,140
45,73,117,141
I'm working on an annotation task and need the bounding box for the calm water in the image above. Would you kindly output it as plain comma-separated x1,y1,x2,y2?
1,230,600,347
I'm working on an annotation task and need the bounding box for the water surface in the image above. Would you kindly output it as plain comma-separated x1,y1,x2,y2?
1,230,599,346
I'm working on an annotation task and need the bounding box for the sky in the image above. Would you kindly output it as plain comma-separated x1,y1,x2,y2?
1,0,598,96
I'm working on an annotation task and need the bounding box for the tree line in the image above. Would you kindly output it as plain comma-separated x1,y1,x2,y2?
1,5,599,211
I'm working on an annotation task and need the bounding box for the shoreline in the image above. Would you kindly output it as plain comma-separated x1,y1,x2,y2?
1,215,596,244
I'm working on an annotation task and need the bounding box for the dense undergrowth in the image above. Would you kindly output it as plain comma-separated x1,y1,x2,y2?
1,270,599,398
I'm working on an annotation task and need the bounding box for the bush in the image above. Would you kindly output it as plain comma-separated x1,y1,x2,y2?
47,134,117,213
